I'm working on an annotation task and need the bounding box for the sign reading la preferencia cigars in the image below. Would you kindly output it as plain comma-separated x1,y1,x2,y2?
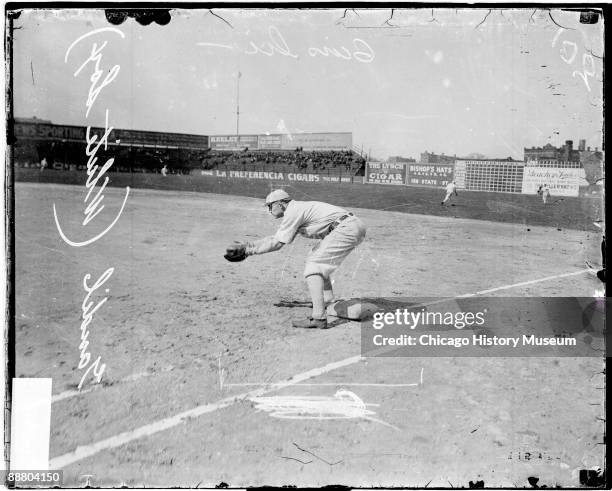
200,169,352,183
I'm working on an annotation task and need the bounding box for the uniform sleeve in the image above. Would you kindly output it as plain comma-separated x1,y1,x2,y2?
274,207,304,244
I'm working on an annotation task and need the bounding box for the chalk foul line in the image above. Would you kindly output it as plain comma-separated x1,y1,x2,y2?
50,268,592,468
49,355,363,469
458,268,591,297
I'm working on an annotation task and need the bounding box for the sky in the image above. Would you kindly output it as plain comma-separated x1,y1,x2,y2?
11,8,605,160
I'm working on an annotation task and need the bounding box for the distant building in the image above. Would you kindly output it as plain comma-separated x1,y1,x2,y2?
579,148,604,185
524,140,580,163
420,151,456,164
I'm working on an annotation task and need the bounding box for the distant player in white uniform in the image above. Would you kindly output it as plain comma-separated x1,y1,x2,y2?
541,184,551,204
441,180,458,205
224,190,366,329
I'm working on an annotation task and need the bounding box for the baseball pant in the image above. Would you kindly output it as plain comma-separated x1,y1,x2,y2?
303,216,366,279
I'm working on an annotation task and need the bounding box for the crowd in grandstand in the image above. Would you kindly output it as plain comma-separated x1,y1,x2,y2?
201,149,366,174
15,139,366,176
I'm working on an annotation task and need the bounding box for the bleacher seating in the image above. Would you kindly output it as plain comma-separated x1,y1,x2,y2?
201,149,366,176
14,139,367,177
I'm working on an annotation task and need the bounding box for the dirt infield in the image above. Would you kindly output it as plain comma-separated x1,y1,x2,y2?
15,168,604,231
15,182,604,487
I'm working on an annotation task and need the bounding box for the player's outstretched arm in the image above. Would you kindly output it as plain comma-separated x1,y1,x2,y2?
223,237,285,262
246,236,285,255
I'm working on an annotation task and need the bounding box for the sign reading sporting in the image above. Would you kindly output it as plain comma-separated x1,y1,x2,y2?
365,161,406,185
406,164,454,187
14,121,210,149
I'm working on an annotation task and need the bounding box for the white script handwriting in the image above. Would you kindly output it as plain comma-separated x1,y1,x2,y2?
197,26,375,63
53,110,130,247
59,28,129,390
551,28,597,92
65,27,125,117
78,268,113,389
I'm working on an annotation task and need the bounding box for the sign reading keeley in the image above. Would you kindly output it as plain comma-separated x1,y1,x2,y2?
521,167,582,196
407,164,454,187
210,135,259,151
365,161,406,185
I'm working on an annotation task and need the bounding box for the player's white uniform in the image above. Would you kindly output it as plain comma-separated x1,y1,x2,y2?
274,201,366,279
442,182,457,204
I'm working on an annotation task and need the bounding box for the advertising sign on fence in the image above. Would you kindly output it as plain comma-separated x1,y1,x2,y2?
210,135,259,151
521,167,581,197
406,164,454,187
258,135,282,149
15,123,86,141
281,132,352,151
365,161,406,185
199,169,353,183
15,122,210,148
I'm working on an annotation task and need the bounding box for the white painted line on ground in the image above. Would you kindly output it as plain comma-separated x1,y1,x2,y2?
458,268,590,297
49,268,590,468
53,270,588,402
52,368,176,404
49,355,363,469
52,387,97,403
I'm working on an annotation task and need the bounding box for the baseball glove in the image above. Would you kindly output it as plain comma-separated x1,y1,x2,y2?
224,242,248,262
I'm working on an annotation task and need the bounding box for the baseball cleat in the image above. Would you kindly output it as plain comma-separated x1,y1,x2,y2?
292,317,329,329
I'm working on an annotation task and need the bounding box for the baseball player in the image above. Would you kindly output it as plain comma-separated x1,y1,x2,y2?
224,189,366,329
541,183,551,204
441,180,458,205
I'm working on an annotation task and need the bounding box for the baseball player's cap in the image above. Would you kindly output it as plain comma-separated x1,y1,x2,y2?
265,189,290,205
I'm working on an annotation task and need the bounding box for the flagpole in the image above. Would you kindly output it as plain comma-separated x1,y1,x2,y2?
236,71,240,136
